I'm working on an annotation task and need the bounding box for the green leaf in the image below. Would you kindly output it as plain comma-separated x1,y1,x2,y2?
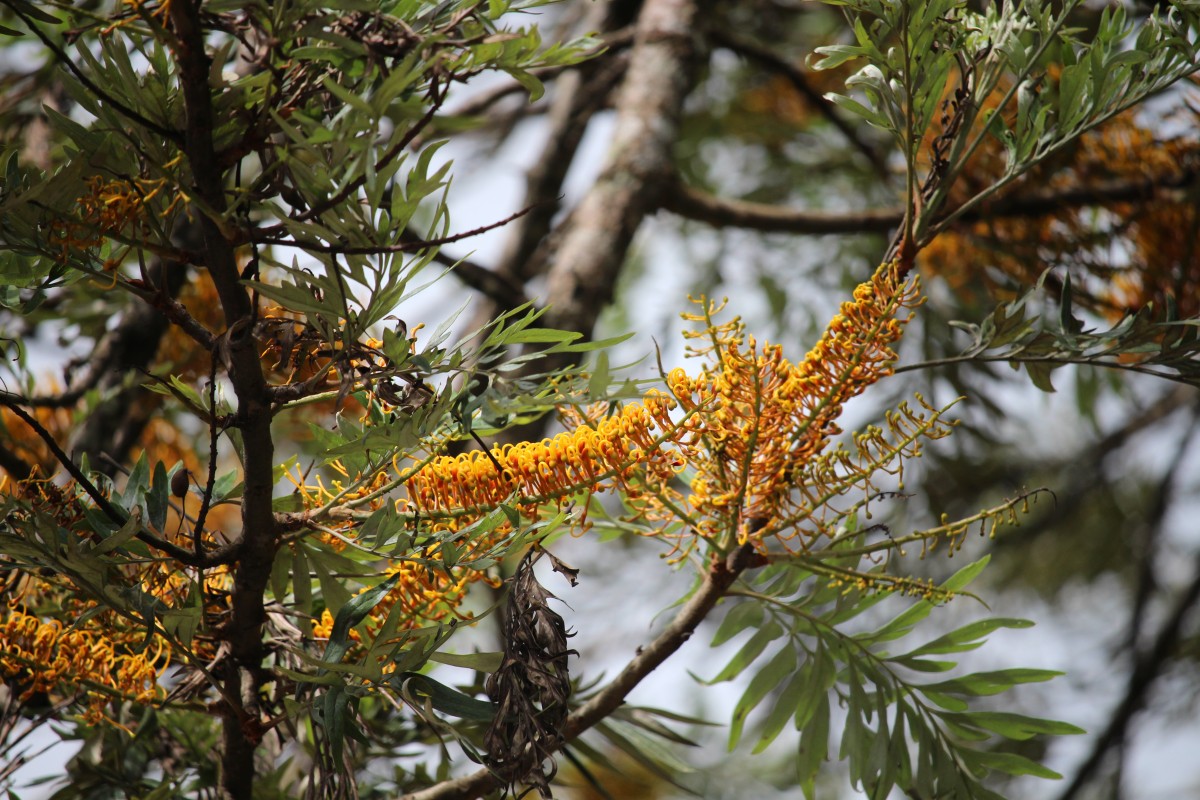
751,668,809,754
796,690,830,792
711,600,765,646
7,0,60,24
706,619,783,683
960,748,1064,780
729,645,797,749
293,545,312,616
925,668,1064,697
500,326,580,345
505,67,544,102
588,351,610,400
427,650,503,672
90,506,142,556
810,44,864,71
941,556,991,593
946,711,1084,741
320,571,403,666
900,618,1034,658
123,451,150,506
825,92,893,131
270,544,292,604
596,718,696,783
856,596,935,645
792,646,835,730
147,461,170,532
313,552,352,619
397,673,495,722
1025,359,1059,393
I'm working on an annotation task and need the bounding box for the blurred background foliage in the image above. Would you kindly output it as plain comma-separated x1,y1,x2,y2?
2,0,1199,797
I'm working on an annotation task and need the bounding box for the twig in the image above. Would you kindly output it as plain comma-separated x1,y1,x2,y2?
661,168,1200,236
413,240,528,308
708,27,891,179
663,178,901,234
253,204,539,255
893,353,1200,387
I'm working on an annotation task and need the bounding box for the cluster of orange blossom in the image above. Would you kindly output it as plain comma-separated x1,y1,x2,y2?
363,261,920,565
48,169,183,265
291,460,492,643
660,261,922,553
404,394,686,527
83,256,924,665
1,597,168,726
919,99,1200,318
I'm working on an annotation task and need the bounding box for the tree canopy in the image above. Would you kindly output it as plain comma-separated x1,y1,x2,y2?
1,0,1199,798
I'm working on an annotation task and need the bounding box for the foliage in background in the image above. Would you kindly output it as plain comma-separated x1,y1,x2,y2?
0,0,1198,799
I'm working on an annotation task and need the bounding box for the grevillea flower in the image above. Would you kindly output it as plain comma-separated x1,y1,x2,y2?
403,394,687,525
0,608,168,724
666,261,922,550
395,262,919,557
310,559,482,644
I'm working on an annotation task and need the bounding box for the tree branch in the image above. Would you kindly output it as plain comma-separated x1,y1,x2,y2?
168,0,279,795
494,26,632,283
401,544,759,800
663,178,901,234
661,168,1200,235
535,0,706,376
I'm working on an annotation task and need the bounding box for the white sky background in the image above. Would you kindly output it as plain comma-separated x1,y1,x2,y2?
8,23,1200,800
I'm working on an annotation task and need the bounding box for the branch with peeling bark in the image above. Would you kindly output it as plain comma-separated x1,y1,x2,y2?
534,0,705,376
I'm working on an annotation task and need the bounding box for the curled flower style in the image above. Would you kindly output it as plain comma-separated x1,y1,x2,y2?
667,262,922,550
0,608,168,724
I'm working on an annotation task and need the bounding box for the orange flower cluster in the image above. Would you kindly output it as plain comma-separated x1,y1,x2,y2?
667,262,921,549
0,608,167,724
309,555,485,643
294,461,489,638
404,395,686,523
367,560,477,629
48,171,183,262
920,103,1200,318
